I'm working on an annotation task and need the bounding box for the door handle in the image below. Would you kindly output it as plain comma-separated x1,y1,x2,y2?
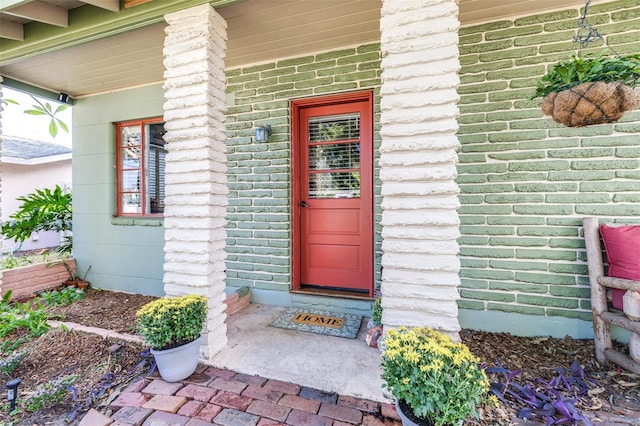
300,201,308,207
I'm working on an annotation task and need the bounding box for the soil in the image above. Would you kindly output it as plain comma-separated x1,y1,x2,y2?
0,289,158,426
1,288,639,425
44,288,158,334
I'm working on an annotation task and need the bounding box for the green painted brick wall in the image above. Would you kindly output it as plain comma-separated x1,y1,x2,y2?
225,44,382,293
457,0,640,322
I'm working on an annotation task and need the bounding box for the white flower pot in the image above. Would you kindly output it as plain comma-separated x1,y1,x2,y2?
151,336,201,382
395,400,433,426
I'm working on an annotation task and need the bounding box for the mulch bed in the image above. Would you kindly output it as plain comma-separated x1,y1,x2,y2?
2,288,639,425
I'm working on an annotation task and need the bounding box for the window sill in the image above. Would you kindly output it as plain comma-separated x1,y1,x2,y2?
111,216,164,227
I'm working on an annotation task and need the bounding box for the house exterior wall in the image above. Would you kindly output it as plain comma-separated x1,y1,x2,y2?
1,161,72,251
72,85,166,296
456,0,640,338
224,43,382,314
70,43,383,310
67,0,640,339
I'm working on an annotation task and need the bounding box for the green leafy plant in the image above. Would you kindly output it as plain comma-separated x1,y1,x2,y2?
0,350,27,375
1,250,57,271
0,255,28,270
0,293,50,342
372,297,382,325
25,375,77,412
2,95,69,138
0,291,10,308
58,235,73,257
533,53,640,99
23,97,69,138
381,327,491,426
50,255,90,284
0,337,28,355
0,291,14,316
38,287,85,306
136,295,207,350
0,185,72,255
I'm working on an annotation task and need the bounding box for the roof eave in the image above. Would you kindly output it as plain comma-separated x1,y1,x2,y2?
2,153,72,165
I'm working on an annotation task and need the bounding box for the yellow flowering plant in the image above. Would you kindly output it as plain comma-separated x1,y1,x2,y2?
381,327,490,426
136,295,207,351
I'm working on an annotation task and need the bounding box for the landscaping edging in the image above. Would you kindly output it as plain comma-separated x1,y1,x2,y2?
2,258,75,301
224,286,250,315
45,286,251,346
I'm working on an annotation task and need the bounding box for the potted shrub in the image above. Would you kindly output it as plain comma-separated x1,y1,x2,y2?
44,254,90,289
381,327,491,426
61,260,90,290
136,294,207,382
532,54,640,127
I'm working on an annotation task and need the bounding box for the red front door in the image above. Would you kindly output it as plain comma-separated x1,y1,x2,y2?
292,92,373,296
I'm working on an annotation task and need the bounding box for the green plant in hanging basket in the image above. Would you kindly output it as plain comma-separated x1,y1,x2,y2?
532,54,640,127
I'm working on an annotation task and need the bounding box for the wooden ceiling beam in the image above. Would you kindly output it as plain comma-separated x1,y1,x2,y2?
124,0,154,8
81,0,120,13
0,19,23,40
0,0,240,66
3,0,68,27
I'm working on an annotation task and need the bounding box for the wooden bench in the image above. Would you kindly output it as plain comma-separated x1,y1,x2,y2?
583,217,640,374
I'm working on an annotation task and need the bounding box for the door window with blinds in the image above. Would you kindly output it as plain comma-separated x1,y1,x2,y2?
307,113,361,199
115,118,166,216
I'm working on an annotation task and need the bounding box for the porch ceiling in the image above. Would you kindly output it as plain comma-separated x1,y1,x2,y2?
0,0,588,98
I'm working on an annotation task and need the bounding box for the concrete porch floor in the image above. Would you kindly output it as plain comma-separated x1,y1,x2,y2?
209,303,390,403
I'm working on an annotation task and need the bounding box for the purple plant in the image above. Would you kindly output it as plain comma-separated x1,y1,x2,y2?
67,349,154,421
486,360,595,425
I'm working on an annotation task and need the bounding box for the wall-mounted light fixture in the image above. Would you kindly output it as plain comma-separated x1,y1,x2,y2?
6,378,20,412
255,125,272,143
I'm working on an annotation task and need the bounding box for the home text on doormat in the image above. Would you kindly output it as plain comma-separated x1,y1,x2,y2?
271,307,362,339
292,312,344,328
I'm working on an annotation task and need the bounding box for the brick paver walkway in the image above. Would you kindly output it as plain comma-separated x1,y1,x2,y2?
78,364,402,426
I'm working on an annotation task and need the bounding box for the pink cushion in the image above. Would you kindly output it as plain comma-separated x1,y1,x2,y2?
611,289,625,311
600,224,640,280
600,224,640,310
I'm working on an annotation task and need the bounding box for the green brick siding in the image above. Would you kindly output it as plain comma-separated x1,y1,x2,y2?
225,44,382,293
457,0,640,322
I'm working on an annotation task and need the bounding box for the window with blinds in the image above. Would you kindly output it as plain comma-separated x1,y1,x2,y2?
116,118,166,216
307,113,361,199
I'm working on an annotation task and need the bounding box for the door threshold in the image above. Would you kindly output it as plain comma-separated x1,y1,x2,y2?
291,287,373,301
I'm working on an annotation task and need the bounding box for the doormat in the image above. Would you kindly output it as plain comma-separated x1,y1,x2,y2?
271,307,362,339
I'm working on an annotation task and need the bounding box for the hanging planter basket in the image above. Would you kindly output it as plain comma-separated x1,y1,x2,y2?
533,53,640,128
541,81,639,127
532,1,640,127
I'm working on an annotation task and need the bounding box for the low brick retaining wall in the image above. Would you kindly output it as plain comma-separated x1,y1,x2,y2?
2,258,75,301
2,264,251,310
224,286,250,315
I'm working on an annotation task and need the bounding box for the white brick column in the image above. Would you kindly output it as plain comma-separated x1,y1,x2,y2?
163,4,228,358
379,0,462,335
